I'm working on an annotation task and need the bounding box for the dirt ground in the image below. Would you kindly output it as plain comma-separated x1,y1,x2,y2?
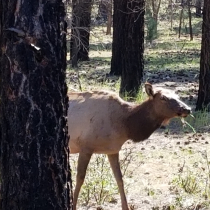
68,68,210,210
72,132,210,210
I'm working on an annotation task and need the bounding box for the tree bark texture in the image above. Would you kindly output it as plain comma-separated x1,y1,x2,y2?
71,0,92,67
109,0,126,76
196,0,210,111
111,0,145,98
151,0,161,22
0,1,73,209
98,0,109,21
195,0,202,17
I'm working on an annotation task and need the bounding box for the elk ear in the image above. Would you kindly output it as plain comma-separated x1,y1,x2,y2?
145,83,154,97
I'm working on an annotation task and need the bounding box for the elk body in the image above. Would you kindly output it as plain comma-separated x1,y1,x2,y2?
68,83,191,210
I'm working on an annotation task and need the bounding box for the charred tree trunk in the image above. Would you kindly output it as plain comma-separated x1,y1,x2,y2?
196,0,210,111
0,1,73,209
71,0,92,67
111,0,145,97
0,0,2,52
109,0,126,76
77,0,92,61
195,0,202,17
98,0,109,21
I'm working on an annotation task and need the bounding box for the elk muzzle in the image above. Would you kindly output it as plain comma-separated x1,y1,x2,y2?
177,105,191,117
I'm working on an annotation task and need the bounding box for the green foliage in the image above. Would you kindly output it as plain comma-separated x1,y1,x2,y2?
70,147,137,206
122,85,145,103
181,109,210,132
71,154,117,206
136,85,146,103
171,151,210,209
80,155,117,205
175,171,199,194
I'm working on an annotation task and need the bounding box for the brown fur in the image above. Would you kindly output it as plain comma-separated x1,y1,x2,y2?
68,83,191,210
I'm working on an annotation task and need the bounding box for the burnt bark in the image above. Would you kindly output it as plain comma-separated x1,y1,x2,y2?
0,1,73,209
195,0,202,17
109,0,126,76
196,0,210,111
98,0,109,21
111,0,145,98
71,0,92,67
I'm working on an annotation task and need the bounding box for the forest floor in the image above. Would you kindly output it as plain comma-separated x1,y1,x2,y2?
67,18,210,210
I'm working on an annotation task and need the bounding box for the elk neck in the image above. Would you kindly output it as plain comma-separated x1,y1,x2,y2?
125,99,165,142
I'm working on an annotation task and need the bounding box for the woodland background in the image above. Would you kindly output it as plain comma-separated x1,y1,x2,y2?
0,0,209,210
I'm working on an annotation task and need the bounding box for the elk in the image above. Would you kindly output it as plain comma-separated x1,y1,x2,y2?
68,83,191,210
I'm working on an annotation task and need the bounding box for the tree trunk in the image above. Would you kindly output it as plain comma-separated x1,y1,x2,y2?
179,7,183,38
109,0,126,76
151,0,161,21
196,0,210,111
111,0,145,98
195,0,202,17
0,0,2,51
98,0,109,21
151,0,161,37
0,1,73,209
187,0,193,40
106,0,112,35
71,0,92,67
170,0,173,29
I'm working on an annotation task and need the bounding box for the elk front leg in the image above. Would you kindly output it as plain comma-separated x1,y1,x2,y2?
73,152,92,210
108,153,129,210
